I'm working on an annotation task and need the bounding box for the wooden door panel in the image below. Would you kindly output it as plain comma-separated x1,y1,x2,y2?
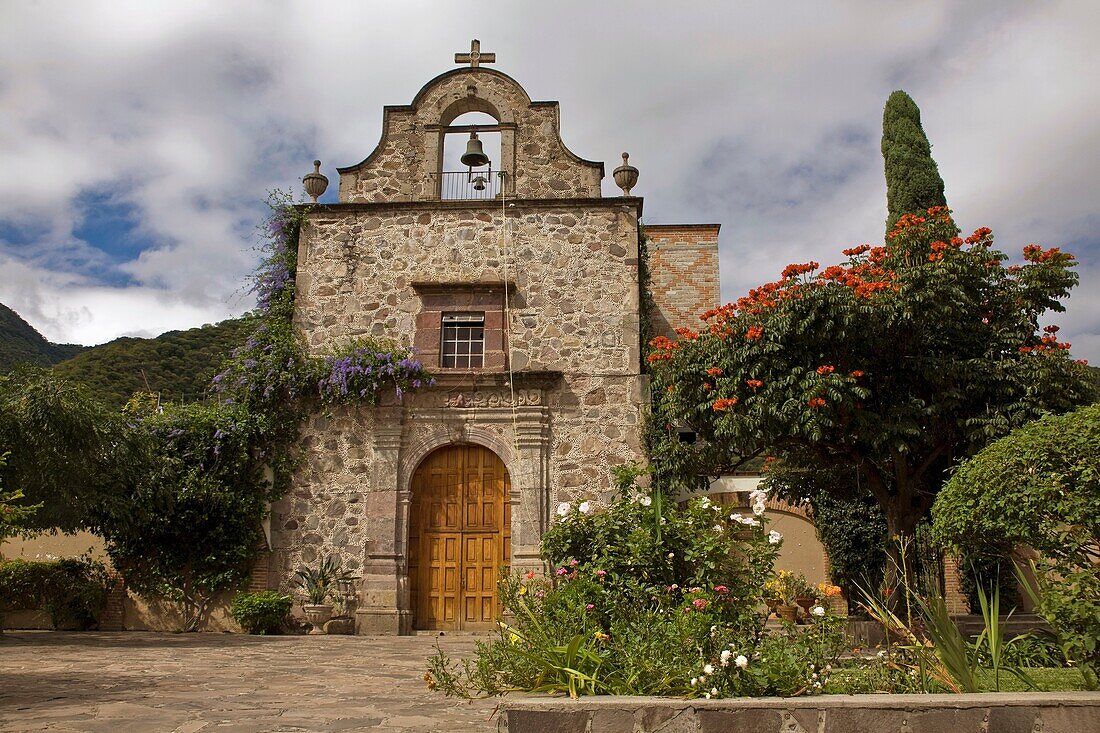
411,445,510,630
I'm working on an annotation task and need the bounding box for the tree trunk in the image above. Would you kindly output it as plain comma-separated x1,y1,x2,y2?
883,497,921,619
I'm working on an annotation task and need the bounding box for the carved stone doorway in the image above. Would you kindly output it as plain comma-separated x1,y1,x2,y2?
408,444,511,630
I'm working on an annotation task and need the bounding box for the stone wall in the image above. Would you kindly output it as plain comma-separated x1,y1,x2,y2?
276,198,649,631
293,201,642,374
646,224,721,338
500,693,1100,733
337,67,603,202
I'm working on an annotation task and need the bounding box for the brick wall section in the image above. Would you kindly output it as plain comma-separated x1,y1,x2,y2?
943,555,970,614
248,551,272,592
99,572,126,631
645,224,721,340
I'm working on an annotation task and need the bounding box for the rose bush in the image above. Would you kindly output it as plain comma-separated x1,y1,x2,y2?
427,469,846,698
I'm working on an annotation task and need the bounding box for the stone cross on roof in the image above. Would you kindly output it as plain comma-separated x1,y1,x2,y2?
455,39,495,68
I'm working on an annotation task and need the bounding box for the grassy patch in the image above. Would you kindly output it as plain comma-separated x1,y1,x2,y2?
824,665,1086,694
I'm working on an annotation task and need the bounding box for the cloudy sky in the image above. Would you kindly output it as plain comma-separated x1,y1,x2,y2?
1,1,1097,360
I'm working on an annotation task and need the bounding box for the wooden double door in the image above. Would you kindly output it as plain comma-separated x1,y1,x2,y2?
409,445,511,630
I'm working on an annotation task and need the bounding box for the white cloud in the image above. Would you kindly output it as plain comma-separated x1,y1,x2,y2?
0,0,1095,359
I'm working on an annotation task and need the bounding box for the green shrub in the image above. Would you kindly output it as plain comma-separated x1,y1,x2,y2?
426,472,847,698
230,590,292,635
0,556,111,629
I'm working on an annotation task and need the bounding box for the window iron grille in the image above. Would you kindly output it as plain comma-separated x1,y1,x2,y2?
441,313,485,369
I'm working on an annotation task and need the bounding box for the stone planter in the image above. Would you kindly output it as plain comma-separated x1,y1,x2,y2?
500,692,1100,733
302,604,333,634
324,616,355,635
777,604,799,623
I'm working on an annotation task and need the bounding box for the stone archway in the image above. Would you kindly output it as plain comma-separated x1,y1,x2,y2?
408,444,511,630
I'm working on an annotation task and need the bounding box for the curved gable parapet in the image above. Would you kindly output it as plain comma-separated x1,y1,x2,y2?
338,67,603,202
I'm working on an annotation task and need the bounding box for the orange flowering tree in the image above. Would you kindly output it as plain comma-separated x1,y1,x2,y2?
648,207,1094,578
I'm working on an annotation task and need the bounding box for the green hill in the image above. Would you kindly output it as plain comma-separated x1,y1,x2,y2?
50,317,252,408
0,303,87,371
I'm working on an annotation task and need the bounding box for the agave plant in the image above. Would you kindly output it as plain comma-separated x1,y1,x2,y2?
294,555,353,605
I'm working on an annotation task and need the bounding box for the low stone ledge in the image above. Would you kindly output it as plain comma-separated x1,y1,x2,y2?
499,692,1100,732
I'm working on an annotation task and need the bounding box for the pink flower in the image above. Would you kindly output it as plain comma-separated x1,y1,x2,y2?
555,567,569,576
535,590,545,598
569,559,580,567
667,584,679,592
585,603,595,610
714,585,729,594
692,598,709,610
689,587,702,594
595,569,607,578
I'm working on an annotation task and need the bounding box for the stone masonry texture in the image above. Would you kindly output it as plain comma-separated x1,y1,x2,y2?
271,62,721,633
500,693,1100,733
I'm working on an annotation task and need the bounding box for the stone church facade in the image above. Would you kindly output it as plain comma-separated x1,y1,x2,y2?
266,47,721,634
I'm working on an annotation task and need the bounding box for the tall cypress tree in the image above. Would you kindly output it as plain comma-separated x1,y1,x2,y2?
882,90,948,233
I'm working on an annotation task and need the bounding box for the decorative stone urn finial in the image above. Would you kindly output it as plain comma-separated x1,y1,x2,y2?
303,160,328,203
613,152,639,196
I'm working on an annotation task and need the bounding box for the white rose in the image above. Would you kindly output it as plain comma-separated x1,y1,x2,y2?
735,655,749,669
699,497,711,508
811,605,826,617
690,677,698,686
752,500,766,516
640,496,652,507
556,502,571,516
749,488,768,503
703,663,715,675
742,517,760,527
713,524,724,533
768,530,782,545
729,513,743,522
719,649,732,666
578,501,591,514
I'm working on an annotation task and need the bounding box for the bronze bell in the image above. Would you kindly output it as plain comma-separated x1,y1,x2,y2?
471,175,487,191
460,132,490,168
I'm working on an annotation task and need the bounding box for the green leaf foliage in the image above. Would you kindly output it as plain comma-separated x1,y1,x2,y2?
932,404,1100,562
764,462,888,607
648,209,1093,553
0,367,148,533
230,590,293,635
0,303,86,372
428,486,848,698
933,405,1100,688
0,556,112,629
51,318,251,408
882,90,948,232
99,399,280,632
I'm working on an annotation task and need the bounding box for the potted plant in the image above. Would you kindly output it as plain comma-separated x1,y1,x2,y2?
294,555,353,634
763,578,783,614
773,570,812,623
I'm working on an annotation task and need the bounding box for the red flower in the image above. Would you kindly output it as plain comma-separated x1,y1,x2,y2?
746,379,764,389
965,227,993,245
843,244,871,257
1043,325,1060,334
706,367,723,377
712,398,739,411
808,397,826,408
745,326,764,341
816,365,835,375
782,261,820,279
849,370,865,378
